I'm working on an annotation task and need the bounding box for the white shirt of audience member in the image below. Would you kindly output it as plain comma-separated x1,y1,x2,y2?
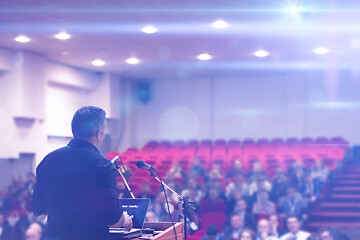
279,216,310,240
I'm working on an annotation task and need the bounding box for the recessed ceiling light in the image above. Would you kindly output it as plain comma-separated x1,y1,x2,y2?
253,50,270,58
313,47,329,54
126,57,140,65
141,25,158,34
211,20,230,29
61,51,69,55
55,32,71,40
15,35,31,43
92,59,105,66
197,53,212,61
290,7,298,14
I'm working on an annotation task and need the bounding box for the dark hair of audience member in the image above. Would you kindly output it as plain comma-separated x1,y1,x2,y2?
239,228,256,240
206,225,218,236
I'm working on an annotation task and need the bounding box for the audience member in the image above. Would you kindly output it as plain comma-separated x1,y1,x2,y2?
256,219,271,240
232,200,256,231
226,175,249,199
116,180,132,198
201,225,221,240
270,168,288,202
252,190,276,216
189,157,206,179
248,162,267,183
25,222,42,240
269,214,285,238
167,161,186,180
291,167,305,190
249,177,272,204
25,173,36,196
145,211,156,222
300,174,319,204
278,186,306,219
227,160,245,178
311,161,329,191
226,191,245,216
220,215,244,240
239,228,256,240
0,211,16,240
200,188,226,214
316,228,335,240
136,182,155,201
182,178,204,203
279,215,310,240
210,161,226,181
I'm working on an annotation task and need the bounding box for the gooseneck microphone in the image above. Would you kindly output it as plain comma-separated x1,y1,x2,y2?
136,160,155,171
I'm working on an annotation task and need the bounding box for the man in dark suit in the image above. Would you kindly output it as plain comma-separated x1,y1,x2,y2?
32,106,132,240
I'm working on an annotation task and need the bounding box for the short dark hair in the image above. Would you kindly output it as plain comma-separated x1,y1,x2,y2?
286,214,300,223
240,229,256,240
206,225,218,236
71,106,106,140
316,228,337,238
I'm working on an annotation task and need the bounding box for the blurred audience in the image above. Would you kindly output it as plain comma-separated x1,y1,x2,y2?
1,143,340,240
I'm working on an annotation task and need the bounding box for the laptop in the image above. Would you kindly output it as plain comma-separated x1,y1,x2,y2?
118,198,151,229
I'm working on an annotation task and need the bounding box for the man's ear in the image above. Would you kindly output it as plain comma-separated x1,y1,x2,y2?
96,128,103,140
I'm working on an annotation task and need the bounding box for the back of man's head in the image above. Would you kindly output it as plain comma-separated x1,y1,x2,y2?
71,106,106,140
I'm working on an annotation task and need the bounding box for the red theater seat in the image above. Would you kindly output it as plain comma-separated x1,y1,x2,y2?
201,212,227,231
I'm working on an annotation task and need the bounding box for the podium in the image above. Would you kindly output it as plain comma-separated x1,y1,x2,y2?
143,222,184,240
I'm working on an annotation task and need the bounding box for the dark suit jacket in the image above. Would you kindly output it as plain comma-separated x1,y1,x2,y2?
32,138,121,240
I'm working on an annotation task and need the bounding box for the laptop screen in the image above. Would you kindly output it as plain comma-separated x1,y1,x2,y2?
119,198,150,229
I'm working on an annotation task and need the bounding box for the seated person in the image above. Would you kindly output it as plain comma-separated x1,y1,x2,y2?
279,215,310,240
232,199,256,231
226,191,245,216
201,225,221,240
278,186,306,219
227,160,244,178
299,174,320,204
220,215,244,240
256,219,271,240
226,175,249,199
136,182,155,201
270,167,288,202
268,214,285,238
239,229,256,240
209,161,226,181
182,178,205,204
249,177,272,206
189,157,207,179
247,161,267,183
200,188,226,214
252,190,276,216
25,222,43,240
145,211,156,222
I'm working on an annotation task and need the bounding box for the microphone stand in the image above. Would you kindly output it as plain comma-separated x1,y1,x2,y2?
113,157,135,199
149,169,196,240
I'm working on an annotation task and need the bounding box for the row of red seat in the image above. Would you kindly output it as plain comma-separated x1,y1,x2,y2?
114,137,348,172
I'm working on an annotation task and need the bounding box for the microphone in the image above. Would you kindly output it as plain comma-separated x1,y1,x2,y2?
136,160,155,171
111,155,119,165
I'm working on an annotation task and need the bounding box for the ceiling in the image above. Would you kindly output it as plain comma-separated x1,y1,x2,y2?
1,0,360,78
